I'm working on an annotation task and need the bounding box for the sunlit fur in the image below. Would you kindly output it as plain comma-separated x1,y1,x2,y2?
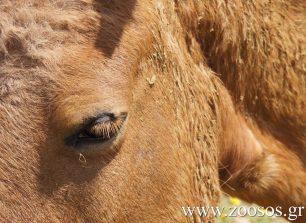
0,0,305,222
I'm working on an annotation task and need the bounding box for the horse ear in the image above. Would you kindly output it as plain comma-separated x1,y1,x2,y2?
218,88,263,186
218,87,306,220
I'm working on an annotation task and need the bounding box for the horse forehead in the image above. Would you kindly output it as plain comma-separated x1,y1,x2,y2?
0,71,50,94
0,77,24,95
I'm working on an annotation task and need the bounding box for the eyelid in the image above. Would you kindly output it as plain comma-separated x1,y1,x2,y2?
65,112,128,148
82,112,117,128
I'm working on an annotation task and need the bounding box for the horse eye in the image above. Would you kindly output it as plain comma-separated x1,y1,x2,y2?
66,112,127,148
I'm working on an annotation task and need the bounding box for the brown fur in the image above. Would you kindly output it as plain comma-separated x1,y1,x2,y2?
0,0,305,222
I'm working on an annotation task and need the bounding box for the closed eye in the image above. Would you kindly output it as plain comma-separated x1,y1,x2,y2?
65,112,128,148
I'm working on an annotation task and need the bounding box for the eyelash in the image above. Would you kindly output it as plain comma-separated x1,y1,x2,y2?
65,113,127,148
80,115,125,140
